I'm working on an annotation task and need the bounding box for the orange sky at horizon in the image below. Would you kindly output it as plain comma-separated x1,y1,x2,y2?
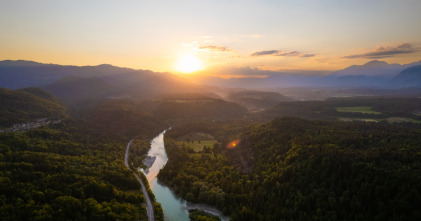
1,1,421,75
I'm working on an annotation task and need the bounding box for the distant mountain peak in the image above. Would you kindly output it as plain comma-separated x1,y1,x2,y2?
363,60,389,67
330,60,410,77
392,65,421,88
0,60,53,67
97,64,114,67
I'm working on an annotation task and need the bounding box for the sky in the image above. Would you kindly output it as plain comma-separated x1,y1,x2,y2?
1,0,421,76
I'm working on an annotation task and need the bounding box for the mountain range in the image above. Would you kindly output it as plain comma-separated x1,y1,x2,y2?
192,60,421,89
0,60,202,101
1,59,421,102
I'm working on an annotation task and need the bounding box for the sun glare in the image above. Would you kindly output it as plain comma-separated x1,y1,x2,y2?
175,54,203,73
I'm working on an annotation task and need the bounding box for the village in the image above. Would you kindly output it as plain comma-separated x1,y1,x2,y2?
0,118,61,133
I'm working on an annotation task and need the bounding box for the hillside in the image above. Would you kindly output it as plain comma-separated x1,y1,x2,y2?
392,65,421,88
0,60,205,103
226,90,293,111
42,76,116,99
0,60,134,89
0,121,150,220
330,60,405,77
260,97,421,122
0,87,67,127
150,97,249,122
82,99,165,139
159,118,421,220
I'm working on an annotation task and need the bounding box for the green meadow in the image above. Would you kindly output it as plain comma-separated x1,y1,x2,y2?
176,132,218,152
336,106,382,114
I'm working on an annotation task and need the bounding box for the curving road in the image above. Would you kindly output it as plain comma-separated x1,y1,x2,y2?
125,139,154,221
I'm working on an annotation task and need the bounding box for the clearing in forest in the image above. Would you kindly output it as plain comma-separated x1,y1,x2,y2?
177,132,217,152
336,106,381,114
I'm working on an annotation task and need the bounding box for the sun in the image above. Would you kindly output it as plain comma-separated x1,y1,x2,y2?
175,54,204,73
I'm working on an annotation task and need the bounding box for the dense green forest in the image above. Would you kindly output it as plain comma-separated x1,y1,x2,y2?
0,88,169,220
261,97,421,122
2,85,421,220
188,209,221,221
159,118,421,220
0,123,147,220
0,88,67,127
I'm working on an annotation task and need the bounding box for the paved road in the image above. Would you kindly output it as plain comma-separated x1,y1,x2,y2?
125,139,154,221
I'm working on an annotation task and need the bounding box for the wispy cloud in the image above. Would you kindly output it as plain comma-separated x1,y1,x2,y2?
251,50,314,58
198,45,236,52
251,50,279,56
300,53,315,58
343,43,419,59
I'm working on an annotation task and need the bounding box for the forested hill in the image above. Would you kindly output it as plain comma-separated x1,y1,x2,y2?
159,118,421,220
232,118,421,219
0,122,150,220
0,87,67,127
0,97,169,220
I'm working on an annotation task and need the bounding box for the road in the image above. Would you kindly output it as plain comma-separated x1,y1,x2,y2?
125,139,154,221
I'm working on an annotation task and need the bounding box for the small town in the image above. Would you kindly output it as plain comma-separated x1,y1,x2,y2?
0,118,61,133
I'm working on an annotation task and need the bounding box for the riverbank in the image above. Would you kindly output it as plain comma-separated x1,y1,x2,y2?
185,203,229,221
125,139,154,221
144,130,229,221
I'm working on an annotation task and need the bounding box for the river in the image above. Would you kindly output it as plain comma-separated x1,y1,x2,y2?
141,130,229,221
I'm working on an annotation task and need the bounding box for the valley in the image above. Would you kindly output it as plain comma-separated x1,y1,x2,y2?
1,60,421,220
3,0,421,220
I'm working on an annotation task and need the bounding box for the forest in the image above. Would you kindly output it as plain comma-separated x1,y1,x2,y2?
0,122,147,220
0,90,170,220
0,88,67,127
261,97,421,122
159,118,421,220
2,1,421,219
2,86,421,220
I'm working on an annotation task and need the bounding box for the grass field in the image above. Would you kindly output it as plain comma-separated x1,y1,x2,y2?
176,132,218,152
178,140,218,152
336,106,381,114
339,117,380,122
387,117,421,123
339,117,421,124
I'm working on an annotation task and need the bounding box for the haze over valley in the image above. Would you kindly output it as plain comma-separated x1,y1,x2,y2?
1,1,421,220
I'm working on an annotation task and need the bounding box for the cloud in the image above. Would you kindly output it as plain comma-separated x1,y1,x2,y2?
251,50,315,58
300,53,315,58
198,45,235,52
251,50,279,56
343,43,419,59
277,51,301,56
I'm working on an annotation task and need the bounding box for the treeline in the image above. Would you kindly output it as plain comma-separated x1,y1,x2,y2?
128,139,151,170
158,139,226,206
80,97,249,139
189,209,221,221
159,118,421,220
149,98,249,123
0,124,147,220
0,89,176,220
81,99,166,139
261,97,421,121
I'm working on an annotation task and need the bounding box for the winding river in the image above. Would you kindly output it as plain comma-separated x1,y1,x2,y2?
141,131,229,221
